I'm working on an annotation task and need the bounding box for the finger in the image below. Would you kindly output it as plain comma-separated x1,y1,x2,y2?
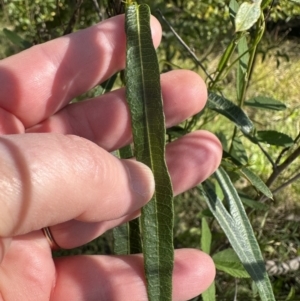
51,249,215,301
49,130,222,249
0,231,55,299
0,15,162,128
167,130,222,195
0,133,154,237
27,70,207,152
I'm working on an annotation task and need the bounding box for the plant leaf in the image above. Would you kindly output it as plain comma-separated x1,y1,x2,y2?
239,193,269,211
113,223,129,255
202,282,216,301
3,28,32,49
235,1,262,32
207,92,254,135
125,3,174,301
229,0,239,26
113,146,142,255
230,135,248,165
239,166,273,199
213,248,250,278
199,167,276,301
98,73,118,95
236,35,249,101
201,217,212,254
256,130,294,147
245,96,287,111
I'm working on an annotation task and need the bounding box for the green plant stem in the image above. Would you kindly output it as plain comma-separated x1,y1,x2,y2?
238,14,265,107
209,36,238,89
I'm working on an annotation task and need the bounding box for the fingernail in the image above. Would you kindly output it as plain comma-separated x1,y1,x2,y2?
125,160,155,199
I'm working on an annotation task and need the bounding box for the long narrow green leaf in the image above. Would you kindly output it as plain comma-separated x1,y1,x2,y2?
113,218,142,255
201,217,212,254
255,130,294,147
113,223,130,255
200,167,275,301
207,92,254,135
229,135,248,165
239,166,273,199
125,3,174,301
201,217,216,301
245,96,287,111
229,0,239,26
113,145,142,255
236,35,249,102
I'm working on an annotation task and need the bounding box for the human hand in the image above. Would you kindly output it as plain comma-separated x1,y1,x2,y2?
0,15,222,301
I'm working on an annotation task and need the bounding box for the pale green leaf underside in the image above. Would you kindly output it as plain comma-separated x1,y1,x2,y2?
235,1,262,32
201,282,216,301
239,166,273,199
125,3,174,301
199,167,276,301
213,248,250,278
201,217,212,254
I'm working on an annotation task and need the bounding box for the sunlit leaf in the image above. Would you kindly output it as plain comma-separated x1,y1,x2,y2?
213,248,250,278
256,130,294,147
239,167,273,199
235,0,262,32
202,282,216,301
199,167,276,301
245,96,287,111
230,135,248,165
125,3,174,300
229,0,239,26
207,92,254,135
236,35,249,101
201,217,212,254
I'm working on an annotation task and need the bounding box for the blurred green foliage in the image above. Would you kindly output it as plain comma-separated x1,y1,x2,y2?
1,0,300,50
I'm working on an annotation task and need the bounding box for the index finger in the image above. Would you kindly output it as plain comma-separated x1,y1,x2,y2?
0,15,162,128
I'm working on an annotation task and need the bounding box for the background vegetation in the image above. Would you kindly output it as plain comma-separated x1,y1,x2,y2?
1,0,300,300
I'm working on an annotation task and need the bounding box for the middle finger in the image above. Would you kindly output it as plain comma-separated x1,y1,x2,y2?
27,70,207,151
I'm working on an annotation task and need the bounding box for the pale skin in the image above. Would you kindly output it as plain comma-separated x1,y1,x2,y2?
0,15,222,301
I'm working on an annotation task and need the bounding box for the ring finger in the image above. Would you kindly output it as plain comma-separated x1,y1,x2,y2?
48,130,222,249
27,70,207,151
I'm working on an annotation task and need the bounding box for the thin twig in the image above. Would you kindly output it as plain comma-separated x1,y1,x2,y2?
266,145,300,187
91,0,103,21
63,0,84,35
156,9,213,82
271,172,300,196
275,131,300,165
260,172,300,202
257,141,277,170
